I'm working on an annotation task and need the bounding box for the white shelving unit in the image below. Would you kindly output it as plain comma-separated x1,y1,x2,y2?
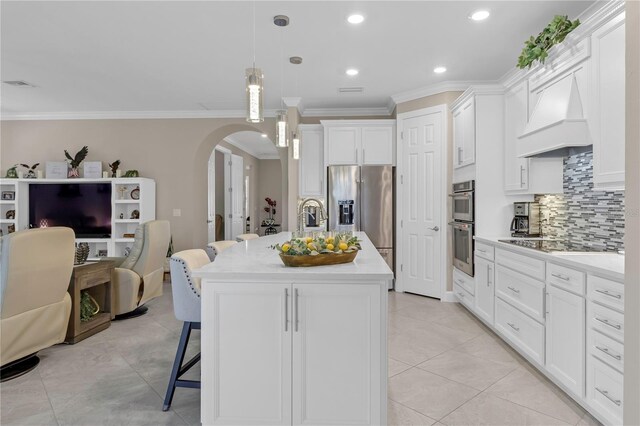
0,177,156,259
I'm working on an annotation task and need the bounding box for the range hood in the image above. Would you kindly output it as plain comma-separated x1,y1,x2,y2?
517,75,591,158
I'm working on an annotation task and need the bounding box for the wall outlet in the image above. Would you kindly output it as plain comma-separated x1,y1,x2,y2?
173,209,182,217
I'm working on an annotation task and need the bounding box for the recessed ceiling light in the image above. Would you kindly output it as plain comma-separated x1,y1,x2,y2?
346,68,359,76
469,10,490,21
347,14,364,24
261,133,268,138
433,66,447,74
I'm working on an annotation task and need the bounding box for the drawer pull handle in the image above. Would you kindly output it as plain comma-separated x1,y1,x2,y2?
507,286,520,294
595,387,621,406
551,273,570,281
595,316,622,330
507,322,520,332
595,345,622,361
595,289,622,300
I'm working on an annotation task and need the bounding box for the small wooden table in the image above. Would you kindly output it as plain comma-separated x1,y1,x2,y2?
65,261,115,344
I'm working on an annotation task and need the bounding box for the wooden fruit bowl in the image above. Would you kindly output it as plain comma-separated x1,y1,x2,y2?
279,251,358,267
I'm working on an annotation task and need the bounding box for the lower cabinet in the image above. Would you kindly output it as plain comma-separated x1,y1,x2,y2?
203,282,383,426
545,285,585,397
495,297,545,365
474,257,494,325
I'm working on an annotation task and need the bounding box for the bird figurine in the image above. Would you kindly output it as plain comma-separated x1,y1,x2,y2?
20,163,40,178
109,160,121,178
64,146,88,178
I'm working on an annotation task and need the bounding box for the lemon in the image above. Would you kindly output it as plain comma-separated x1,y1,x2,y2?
326,243,335,251
282,244,291,253
338,242,348,251
307,243,315,250
305,237,313,243
325,237,335,244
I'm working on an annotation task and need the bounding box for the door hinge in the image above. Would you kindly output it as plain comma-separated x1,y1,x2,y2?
228,187,232,192
400,175,403,184
400,264,403,272
400,131,404,140
228,161,232,166
400,220,403,228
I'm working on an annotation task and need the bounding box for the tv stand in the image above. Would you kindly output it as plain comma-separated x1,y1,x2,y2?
0,178,156,260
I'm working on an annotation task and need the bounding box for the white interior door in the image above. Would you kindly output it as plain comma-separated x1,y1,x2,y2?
230,154,244,240
399,111,443,298
224,153,232,240
207,155,216,243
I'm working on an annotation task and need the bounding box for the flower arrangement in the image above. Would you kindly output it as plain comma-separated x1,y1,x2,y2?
272,233,361,257
264,197,277,221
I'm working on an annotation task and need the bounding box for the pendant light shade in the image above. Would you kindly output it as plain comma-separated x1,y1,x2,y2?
245,67,264,123
276,110,289,148
292,131,300,160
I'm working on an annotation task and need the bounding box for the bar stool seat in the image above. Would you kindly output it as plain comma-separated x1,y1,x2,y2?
206,240,237,260
236,233,259,242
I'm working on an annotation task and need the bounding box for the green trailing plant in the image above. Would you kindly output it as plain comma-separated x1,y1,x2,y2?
64,146,89,168
80,291,99,322
517,15,580,69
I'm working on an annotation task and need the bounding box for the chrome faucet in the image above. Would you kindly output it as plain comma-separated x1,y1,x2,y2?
297,198,328,234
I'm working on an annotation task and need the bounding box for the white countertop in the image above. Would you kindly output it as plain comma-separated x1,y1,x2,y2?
194,232,394,282
476,236,625,282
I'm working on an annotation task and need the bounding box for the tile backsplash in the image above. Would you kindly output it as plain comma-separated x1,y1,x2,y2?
535,151,625,251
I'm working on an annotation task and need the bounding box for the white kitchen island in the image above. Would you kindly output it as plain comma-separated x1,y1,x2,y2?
193,232,393,426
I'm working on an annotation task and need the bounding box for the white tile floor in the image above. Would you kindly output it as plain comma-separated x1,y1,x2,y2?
1,282,601,426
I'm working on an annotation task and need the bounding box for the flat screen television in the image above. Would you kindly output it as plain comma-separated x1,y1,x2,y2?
29,183,112,238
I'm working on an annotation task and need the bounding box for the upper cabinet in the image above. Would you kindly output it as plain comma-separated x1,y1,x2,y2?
298,124,325,198
452,97,476,168
323,120,396,166
591,12,625,190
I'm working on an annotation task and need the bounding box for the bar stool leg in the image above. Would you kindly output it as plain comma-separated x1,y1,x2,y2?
163,322,192,411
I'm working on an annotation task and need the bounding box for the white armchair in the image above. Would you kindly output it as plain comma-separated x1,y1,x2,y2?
110,220,171,318
0,227,74,381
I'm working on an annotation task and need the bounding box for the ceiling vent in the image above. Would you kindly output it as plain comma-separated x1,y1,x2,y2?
338,87,364,94
3,80,35,87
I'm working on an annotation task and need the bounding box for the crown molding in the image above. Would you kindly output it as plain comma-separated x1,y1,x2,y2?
0,109,279,121
390,80,486,105
223,134,279,160
301,106,393,118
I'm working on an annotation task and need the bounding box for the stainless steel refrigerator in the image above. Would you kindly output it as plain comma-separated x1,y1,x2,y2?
327,165,395,285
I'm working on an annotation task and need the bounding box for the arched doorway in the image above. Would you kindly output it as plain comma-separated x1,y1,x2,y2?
207,130,282,242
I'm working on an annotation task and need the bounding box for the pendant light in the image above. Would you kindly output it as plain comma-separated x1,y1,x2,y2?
292,131,300,160
275,15,289,148
246,3,264,123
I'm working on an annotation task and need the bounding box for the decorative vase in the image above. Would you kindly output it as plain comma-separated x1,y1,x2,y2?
68,167,80,178
75,243,90,265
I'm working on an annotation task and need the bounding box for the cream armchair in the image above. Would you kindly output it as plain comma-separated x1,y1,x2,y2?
0,227,74,380
110,220,170,318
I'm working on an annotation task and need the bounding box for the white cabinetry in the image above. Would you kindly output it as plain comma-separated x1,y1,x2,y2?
504,81,530,191
452,97,475,168
545,282,585,397
203,281,383,426
323,120,395,166
591,12,626,190
474,256,495,325
298,125,325,198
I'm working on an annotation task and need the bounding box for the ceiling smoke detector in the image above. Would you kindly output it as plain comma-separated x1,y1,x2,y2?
273,15,290,27
289,56,303,65
3,80,35,87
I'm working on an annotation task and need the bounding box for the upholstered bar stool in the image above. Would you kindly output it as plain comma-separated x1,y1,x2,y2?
236,233,259,242
206,240,237,261
163,249,209,411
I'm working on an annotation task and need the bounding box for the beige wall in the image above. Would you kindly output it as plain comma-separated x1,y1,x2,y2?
258,159,283,228
396,91,463,293
0,118,288,252
624,1,640,424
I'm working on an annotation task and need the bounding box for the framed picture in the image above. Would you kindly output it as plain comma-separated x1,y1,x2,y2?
97,249,108,257
7,224,15,233
1,191,15,200
83,161,103,179
46,162,68,179
6,210,15,219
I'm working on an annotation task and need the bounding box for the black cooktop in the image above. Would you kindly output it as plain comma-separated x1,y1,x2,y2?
498,239,614,253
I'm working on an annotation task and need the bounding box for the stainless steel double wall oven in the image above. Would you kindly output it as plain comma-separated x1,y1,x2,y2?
450,180,475,276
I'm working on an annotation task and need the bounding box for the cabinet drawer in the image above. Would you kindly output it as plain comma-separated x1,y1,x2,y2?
496,248,545,281
495,298,545,365
547,263,585,295
588,275,624,312
454,283,475,312
453,268,475,296
495,265,545,322
588,329,624,373
588,302,624,343
475,242,494,261
586,356,623,426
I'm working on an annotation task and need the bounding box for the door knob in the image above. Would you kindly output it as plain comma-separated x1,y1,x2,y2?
429,226,440,232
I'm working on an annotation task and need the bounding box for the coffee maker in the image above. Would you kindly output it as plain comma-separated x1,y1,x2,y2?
510,202,541,237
